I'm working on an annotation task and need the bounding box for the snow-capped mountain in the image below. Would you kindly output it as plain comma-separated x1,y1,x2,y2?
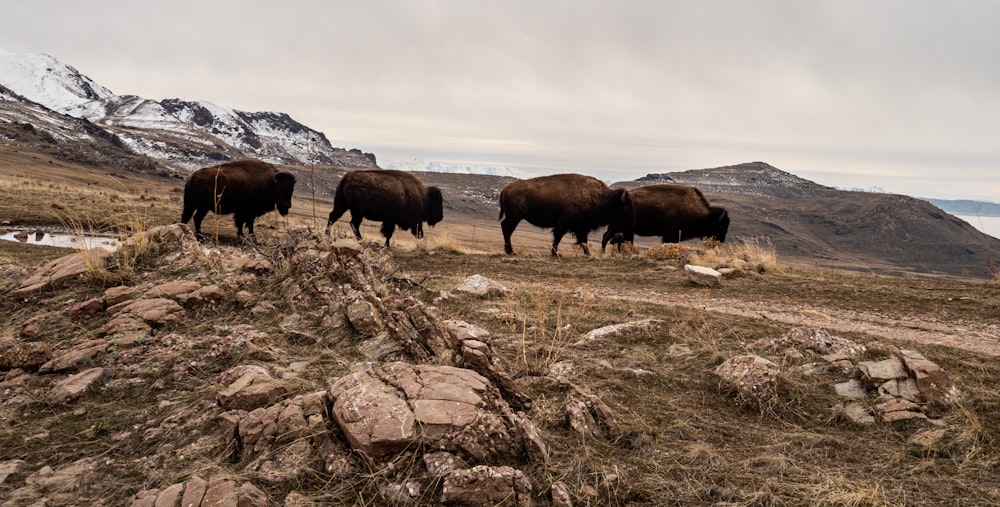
0,50,115,113
384,157,535,179
0,49,376,171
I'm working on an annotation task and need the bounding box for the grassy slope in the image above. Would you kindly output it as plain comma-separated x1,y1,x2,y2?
2,157,1000,505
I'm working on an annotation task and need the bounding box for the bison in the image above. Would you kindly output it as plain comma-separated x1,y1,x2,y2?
325,169,444,247
180,159,297,239
601,183,729,252
499,173,634,256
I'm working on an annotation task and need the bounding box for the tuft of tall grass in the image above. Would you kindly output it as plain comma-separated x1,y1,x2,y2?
723,236,781,273
53,179,154,284
500,287,582,375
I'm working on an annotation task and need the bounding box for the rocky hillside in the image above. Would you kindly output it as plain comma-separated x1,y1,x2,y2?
2,224,999,505
0,226,547,505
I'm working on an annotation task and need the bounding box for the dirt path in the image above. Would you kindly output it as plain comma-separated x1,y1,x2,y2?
507,281,1000,357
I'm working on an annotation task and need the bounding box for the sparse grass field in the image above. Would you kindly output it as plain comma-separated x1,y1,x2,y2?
2,155,1000,505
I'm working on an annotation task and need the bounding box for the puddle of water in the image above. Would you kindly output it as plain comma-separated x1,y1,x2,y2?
0,228,122,251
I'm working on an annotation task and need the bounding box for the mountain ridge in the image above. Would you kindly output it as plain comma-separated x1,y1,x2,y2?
0,49,376,171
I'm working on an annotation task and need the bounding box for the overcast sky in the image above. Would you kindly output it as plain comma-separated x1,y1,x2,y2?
2,1,999,201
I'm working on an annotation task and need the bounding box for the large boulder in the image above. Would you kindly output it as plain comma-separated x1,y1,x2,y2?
10,248,115,299
329,362,545,463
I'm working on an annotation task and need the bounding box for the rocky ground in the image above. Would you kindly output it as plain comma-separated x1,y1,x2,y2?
1,223,999,505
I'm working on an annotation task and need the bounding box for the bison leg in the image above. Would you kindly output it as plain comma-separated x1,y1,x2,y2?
380,222,395,248
326,206,348,235
191,208,209,239
234,215,247,238
500,217,520,255
573,230,591,256
550,226,569,257
349,215,364,241
602,229,629,253
601,228,617,253
244,216,257,239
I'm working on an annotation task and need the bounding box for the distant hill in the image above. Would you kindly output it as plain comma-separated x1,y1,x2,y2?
621,162,998,278
636,161,835,198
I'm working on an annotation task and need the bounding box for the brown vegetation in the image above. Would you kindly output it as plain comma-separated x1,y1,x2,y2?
2,155,1000,505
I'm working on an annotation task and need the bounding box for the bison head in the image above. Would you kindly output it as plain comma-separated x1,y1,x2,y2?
607,187,634,238
273,172,297,215
708,206,730,242
425,186,444,226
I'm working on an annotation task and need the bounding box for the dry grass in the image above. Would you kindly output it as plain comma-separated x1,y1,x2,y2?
4,156,1000,505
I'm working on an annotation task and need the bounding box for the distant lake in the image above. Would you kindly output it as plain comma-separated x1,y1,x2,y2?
955,215,1000,239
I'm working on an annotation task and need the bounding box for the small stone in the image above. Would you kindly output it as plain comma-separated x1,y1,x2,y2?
144,280,201,299
46,367,111,404
179,476,208,507
832,402,875,426
712,354,780,406
908,429,947,448
684,264,721,286
216,372,289,411
424,452,468,476
577,319,667,344
858,356,907,384
441,465,532,507
0,459,26,484
0,341,52,371
455,274,508,297
878,378,922,402
104,285,137,306
67,297,105,320
550,481,572,507
833,379,868,400
899,349,960,403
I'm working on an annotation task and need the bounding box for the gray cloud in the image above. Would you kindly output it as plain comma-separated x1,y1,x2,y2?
2,0,998,200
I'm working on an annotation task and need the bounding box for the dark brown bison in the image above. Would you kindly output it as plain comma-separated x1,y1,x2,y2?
601,184,729,252
499,173,634,256
325,169,444,247
180,159,297,239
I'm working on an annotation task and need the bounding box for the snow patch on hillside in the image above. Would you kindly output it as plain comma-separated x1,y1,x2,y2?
0,49,114,113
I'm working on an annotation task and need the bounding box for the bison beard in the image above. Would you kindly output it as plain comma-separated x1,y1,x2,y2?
325,170,444,248
180,160,296,240
498,173,634,256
